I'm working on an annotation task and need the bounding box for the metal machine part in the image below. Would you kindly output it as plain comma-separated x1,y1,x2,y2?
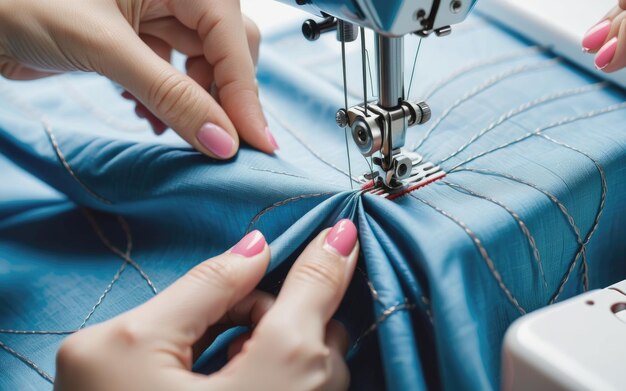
283,0,478,37
502,279,626,391
360,152,445,199
279,0,476,190
339,94,432,188
336,32,433,189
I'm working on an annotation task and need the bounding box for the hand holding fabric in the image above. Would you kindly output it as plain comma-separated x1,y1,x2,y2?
0,0,277,159
54,220,359,391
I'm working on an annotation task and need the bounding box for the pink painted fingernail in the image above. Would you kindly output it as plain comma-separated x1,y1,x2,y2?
325,219,357,257
582,20,611,52
231,230,266,257
595,37,618,70
265,126,279,151
197,123,235,159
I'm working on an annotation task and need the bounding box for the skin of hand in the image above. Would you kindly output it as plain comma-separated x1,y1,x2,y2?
0,0,278,159
54,219,359,391
582,3,626,73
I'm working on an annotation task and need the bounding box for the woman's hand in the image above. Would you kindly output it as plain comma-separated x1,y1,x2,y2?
0,0,278,159
54,219,359,391
582,1,626,72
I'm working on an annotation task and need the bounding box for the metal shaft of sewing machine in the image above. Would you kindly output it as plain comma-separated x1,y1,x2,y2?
375,34,405,177
377,35,404,109
343,31,431,189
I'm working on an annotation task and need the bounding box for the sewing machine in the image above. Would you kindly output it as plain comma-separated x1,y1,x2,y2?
274,0,477,191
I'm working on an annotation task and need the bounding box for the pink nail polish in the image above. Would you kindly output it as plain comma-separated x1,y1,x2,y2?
197,123,235,159
595,37,618,70
265,126,279,150
582,20,611,52
231,230,266,257
325,219,357,257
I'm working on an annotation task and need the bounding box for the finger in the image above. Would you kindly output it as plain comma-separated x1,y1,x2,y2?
267,220,359,332
186,56,214,91
136,35,170,133
324,347,351,391
243,15,261,65
0,59,57,80
596,19,626,72
98,21,240,159
325,320,350,356
166,0,277,154
226,331,252,360
583,7,625,53
133,231,270,346
139,17,204,57
621,0,626,10
193,290,274,359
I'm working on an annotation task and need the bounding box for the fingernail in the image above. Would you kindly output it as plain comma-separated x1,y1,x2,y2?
231,230,266,257
325,219,357,257
197,123,235,159
265,126,279,151
582,20,611,52
595,37,618,70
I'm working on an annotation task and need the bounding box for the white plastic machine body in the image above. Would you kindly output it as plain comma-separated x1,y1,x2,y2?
502,279,626,390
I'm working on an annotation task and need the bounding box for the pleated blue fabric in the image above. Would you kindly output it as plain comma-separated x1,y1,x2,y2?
1,11,626,391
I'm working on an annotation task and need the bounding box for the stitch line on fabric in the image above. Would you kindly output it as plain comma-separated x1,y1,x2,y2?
57,77,146,133
422,46,546,99
0,340,54,384
81,209,158,295
351,300,417,349
246,192,335,234
448,102,626,172
441,180,548,289
356,266,384,306
79,262,128,329
421,296,434,324
410,194,527,314
263,102,361,184
540,133,607,300
0,81,113,204
0,329,76,335
452,168,588,290
437,82,608,166
43,121,113,204
411,58,561,152
248,167,309,180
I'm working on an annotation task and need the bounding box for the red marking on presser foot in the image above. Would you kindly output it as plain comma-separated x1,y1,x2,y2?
360,158,446,200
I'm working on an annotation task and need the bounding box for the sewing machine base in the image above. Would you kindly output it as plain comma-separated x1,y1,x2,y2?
502,280,626,390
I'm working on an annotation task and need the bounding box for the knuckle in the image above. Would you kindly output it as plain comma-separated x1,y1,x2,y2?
281,334,329,364
0,58,19,79
110,319,149,347
245,19,261,49
187,259,237,291
292,259,344,291
147,71,203,124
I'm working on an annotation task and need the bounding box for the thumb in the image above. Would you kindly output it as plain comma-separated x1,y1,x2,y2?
135,230,270,345
100,24,239,159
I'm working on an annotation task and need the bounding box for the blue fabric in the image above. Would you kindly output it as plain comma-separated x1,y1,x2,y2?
2,10,626,390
